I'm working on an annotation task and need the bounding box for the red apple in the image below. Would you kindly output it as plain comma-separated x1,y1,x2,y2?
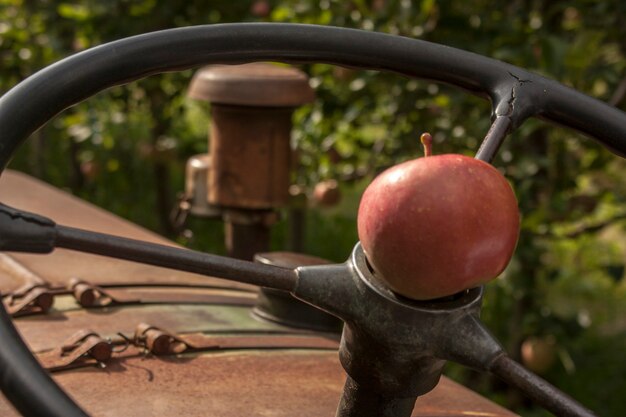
251,0,271,17
80,160,100,181
313,179,341,207
521,336,557,373
357,133,519,300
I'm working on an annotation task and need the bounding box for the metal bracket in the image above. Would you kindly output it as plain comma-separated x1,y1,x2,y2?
0,253,54,316
134,323,191,355
38,329,112,371
3,284,53,316
69,278,130,308
133,323,339,356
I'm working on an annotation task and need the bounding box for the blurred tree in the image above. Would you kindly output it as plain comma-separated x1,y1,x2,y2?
1,0,625,415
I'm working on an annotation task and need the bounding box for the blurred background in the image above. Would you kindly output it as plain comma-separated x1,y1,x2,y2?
1,1,625,416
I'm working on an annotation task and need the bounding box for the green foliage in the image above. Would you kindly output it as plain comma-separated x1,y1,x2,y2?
2,1,626,415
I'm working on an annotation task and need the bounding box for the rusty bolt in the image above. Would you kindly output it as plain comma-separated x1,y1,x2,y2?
88,337,113,362
34,290,54,313
135,323,188,355
74,284,97,307
146,330,172,355
69,278,98,307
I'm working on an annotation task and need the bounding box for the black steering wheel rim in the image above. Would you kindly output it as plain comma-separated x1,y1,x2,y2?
0,23,624,417
2,23,626,169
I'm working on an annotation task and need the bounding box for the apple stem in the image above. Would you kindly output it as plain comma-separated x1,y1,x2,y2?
420,133,433,157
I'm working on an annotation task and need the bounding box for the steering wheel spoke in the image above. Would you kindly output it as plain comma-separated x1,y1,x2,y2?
489,354,596,417
475,115,513,162
0,203,297,292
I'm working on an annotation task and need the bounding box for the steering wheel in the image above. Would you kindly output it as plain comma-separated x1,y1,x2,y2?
0,23,624,417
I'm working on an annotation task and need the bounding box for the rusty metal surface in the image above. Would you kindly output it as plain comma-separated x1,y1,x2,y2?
0,170,518,417
63,282,259,309
38,330,112,371
0,171,256,293
133,325,340,357
208,105,293,209
15,302,291,353
190,64,313,263
98,286,258,306
188,63,315,107
1,247,254,293
0,351,516,417
0,253,47,290
69,279,128,308
3,285,53,316
36,326,339,371
1,256,53,315
184,332,338,350
5,278,258,316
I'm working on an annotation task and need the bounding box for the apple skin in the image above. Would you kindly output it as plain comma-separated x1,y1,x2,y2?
357,154,520,300
313,179,341,207
521,336,557,374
